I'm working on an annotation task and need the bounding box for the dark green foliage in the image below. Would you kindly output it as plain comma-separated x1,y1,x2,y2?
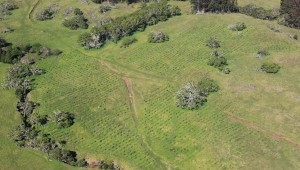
208,56,227,68
289,34,298,40
36,4,58,21
76,159,88,167
74,8,83,16
51,110,75,128
176,78,219,110
51,49,63,55
78,32,104,49
148,31,169,43
206,37,220,49
49,148,77,165
257,49,269,58
280,0,300,29
62,15,88,30
261,62,281,73
80,2,181,48
0,37,8,47
239,4,280,20
30,43,42,53
228,22,246,31
191,0,238,13
91,0,106,4
120,37,137,48
197,78,219,95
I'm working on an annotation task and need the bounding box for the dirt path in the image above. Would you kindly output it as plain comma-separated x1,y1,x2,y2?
226,113,300,149
100,60,172,169
29,0,41,21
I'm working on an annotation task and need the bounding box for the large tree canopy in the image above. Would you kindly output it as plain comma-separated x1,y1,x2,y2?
280,0,300,29
191,0,238,13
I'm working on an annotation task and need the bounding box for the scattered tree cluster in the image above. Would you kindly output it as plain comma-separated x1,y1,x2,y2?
191,0,238,13
228,22,246,31
280,0,300,29
176,78,219,110
120,37,137,48
148,31,169,43
0,38,62,64
206,38,230,74
78,1,181,49
261,62,281,73
36,4,58,21
239,4,280,20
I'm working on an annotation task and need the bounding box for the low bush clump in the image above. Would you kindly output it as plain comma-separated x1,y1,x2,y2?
239,4,279,20
74,8,83,16
78,33,104,49
63,15,88,30
36,4,58,21
256,48,269,58
148,31,169,43
50,110,74,128
289,34,298,40
97,17,112,27
176,78,219,110
268,25,281,32
228,22,246,31
207,50,227,69
261,62,280,73
99,5,111,13
0,2,18,18
120,37,137,48
206,37,220,49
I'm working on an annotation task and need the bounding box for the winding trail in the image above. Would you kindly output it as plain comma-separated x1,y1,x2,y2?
29,0,41,21
225,112,300,149
100,61,172,170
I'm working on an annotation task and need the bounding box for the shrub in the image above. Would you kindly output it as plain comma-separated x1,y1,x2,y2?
261,62,281,73
51,49,63,55
0,37,8,47
268,25,281,32
36,4,58,21
191,0,238,13
99,5,111,13
197,78,219,95
148,31,169,43
280,0,300,29
206,37,220,49
176,82,207,110
78,33,104,49
289,34,298,40
97,17,112,27
239,4,279,20
63,15,88,30
74,8,83,15
228,22,246,31
256,49,269,58
207,51,227,70
120,37,137,48
51,110,75,128
170,6,181,16
91,0,105,4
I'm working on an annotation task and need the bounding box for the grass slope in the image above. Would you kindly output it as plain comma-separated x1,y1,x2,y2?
1,0,300,169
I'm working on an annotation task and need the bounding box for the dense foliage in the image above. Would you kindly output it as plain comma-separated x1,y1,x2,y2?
120,37,137,48
206,37,220,49
79,1,181,49
239,4,279,20
51,110,75,128
148,31,169,43
36,4,58,21
176,78,219,110
256,49,269,59
0,1,18,19
261,62,281,73
280,0,300,29
191,0,238,13
63,15,89,30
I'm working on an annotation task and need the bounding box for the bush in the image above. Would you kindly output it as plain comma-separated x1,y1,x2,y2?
63,15,88,30
206,37,220,49
176,82,207,110
74,8,83,15
280,0,300,29
148,31,169,43
97,17,112,27
191,0,238,13
120,37,137,48
36,4,58,21
261,62,280,73
99,5,111,13
197,78,219,95
0,37,8,47
51,49,63,55
78,33,104,49
268,25,281,32
289,34,298,40
51,110,75,128
228,22,246,31
239,4,279,20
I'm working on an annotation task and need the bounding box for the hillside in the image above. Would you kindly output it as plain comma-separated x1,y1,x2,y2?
0,0,300,169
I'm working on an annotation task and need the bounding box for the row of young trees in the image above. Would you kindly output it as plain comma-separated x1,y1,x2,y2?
78,1,181,49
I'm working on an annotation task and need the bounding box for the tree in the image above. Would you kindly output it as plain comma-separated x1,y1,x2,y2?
280,0,300,29
176,82,207,110
51,110,75,128
197,78,219,95
261,62,281,73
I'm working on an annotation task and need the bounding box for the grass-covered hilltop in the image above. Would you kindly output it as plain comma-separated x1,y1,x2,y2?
0,0,300,169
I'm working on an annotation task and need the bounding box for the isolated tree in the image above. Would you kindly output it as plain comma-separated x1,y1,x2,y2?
280,0,300,29
51,110,75,128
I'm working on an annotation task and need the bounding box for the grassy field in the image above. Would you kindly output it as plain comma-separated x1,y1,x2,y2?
1,0,300,169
